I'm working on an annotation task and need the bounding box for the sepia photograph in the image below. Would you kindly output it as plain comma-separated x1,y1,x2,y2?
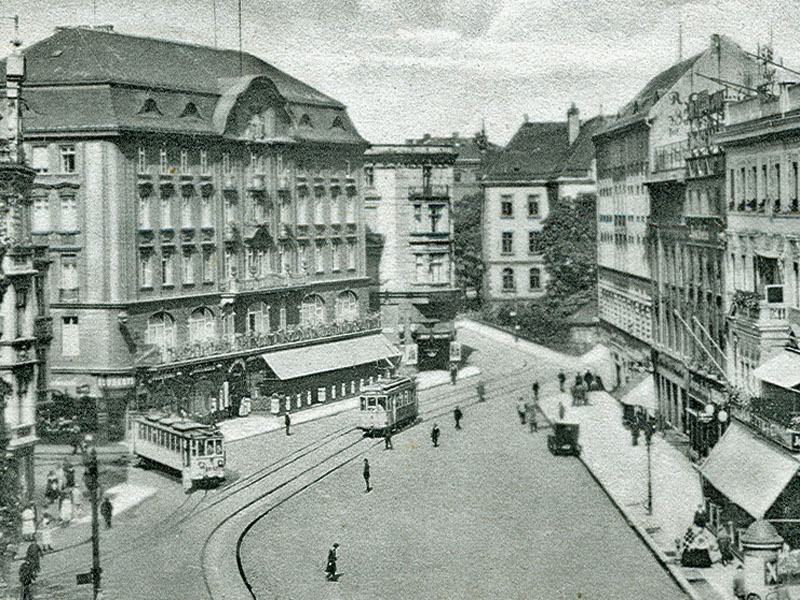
1,1,800,598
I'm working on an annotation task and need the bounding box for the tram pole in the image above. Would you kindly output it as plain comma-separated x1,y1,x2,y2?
84,435,101,600
645,421,654,516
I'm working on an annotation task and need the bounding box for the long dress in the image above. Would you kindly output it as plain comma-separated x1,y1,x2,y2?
20,508,36,540
40,518,53,550
60,495,73,524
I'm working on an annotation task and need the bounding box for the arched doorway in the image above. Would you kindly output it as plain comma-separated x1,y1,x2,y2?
227,360,247,418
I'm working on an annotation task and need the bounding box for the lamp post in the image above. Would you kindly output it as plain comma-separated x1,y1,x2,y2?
509,309,519,342
83,434,101,600
644,418,654,516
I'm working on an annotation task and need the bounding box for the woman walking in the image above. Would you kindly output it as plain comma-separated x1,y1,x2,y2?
21,504,36,542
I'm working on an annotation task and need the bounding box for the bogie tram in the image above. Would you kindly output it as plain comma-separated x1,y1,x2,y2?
358,376,418,436
131,414,226,491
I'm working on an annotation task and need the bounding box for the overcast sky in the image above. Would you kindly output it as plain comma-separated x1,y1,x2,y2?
5,0,800,144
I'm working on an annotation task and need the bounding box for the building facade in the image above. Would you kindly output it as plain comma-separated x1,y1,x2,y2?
16,26,395,440
0,42,51,502
363,145,459,370
482,106,603,303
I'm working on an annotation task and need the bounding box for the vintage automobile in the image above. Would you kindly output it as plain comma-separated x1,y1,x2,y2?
547,422,581,456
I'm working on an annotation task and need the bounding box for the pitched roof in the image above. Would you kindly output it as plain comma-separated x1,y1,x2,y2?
485,121,569,181
558,116,606,178
9,27,365,144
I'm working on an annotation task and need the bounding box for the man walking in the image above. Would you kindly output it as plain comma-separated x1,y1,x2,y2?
284,412,291,436
449,364,457,385
532,380,539,402
325,543,339,581
384,429,393,450
431,423,440,447
100,496,113,529
362,458,371,492
19,558,35,600
516,398,526,425
558,371,566,392
453,406,463,430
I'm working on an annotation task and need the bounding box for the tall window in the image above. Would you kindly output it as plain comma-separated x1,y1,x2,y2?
202,196,213,227
429,205,443,232
314,243,324,272
300,294,326,326
180,149,189,174
527,195,540,217
364,165,374,187
413,204,422,230
31,147,49,173
61,195,78,231
346,197,356,223
415,254,427,283
335,291,358,322
501,232,513,254
182,196,192,228
430,254,445,283
331,240,341,271
529,267,541,290
529,231,543,254
500,195,513,217
245,248,258,279
138,196,151,229
159,147,169,175
189,307,216,344
200,150,209,175
146,312,176,353
140,251,153,288
314,198,325,223
502,267,515,291
138,147,147,174
225,249,237,280
62,316,79,357
60,145,76,174
297,196,308,224
222,152,231,176
422,165,432,189
202,251,214,282
225,197,236,226
161,252,174,286
183,249,194,284
61,254,78,295
347,241,356,270
247,301,270,335
32,196,50,233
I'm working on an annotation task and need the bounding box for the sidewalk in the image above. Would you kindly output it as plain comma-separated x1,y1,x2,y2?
458,318,738,600
220,364,481,443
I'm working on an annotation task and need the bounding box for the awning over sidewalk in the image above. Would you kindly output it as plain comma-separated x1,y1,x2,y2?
700,421,800,518
262,334,401,380
620,374,656,413
753,351,800,390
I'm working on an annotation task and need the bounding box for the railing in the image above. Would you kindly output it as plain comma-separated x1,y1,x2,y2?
150,314,382,365
652,140,688,173
732,403,800,452
408,185,450,199
219,273,310,293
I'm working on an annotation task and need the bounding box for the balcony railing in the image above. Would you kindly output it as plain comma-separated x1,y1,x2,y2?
732,402,800,452
219,272,310,293
149,314,382,365
408,185,449,199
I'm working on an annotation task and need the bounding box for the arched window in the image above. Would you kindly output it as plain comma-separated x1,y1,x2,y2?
247,301,270,335
335,291,359,322
502,267,515,291
146,312,176,352
300,294,326,326
138,98,161,115
331,115,345,130
299,113,313,128
188,307,216,344
529,267,541,290
180,102,201,119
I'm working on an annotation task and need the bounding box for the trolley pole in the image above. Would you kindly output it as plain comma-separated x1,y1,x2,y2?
83,435,101,599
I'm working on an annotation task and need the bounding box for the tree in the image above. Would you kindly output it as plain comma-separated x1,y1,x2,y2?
452,191,484,296
0,381,20,587
540,193,597,302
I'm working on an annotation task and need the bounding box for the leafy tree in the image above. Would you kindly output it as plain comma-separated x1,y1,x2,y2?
452,191,483,296
540,193,597,302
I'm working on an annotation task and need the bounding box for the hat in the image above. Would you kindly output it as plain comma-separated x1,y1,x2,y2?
333,543,339,548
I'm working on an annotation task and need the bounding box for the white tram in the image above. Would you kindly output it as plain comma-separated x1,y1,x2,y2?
131,414,226,490
357,376,418,436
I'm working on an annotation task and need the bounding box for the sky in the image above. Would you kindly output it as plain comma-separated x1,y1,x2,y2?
5,0,800,145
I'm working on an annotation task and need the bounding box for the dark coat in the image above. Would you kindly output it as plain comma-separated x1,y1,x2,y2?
25,543,41,572
326,548,337,572
431,427,440,440
284,413,291,425
454,408,463,421
19,560,35,586
363,463,370,479
100,499,113,519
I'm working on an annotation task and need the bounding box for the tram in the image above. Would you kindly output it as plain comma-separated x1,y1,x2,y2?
131,414,226,490
357,376,418,436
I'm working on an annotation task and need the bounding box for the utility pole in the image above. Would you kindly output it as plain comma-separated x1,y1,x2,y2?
645,419,654,516
83,435,101,600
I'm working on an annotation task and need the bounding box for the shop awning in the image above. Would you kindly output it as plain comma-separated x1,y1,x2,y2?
753,352,800,390
262,334,401,380
700,421,800,518
620,374,657,413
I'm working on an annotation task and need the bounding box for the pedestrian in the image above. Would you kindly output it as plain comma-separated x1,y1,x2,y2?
476,381,486,402
450,364,457,385
325,543,339,581
558,371,566,392
527,404,538,433
59,490,73,526
25,541,42,577
21,503,36,542
717,526,733,566
733,565,745,599
100,496,113,529
384,429,393,450
71,484,83,517
532,380,539,402
39,514,54,552
70,423,82,455
454,406,463,430
362,458,371,493
18,559,35,600
284,412,291,436
45,470,59,506
693,503,708,528
431,423,440,447
516,399,526,425
63,459,75,489
558,402,565,421
584,370,594,388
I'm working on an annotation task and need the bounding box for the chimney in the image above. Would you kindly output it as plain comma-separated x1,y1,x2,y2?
567,103,580,145
523,113,529,124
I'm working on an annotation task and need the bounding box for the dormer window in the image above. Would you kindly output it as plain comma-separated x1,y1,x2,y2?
139,98,162,115
299,114,313,128
331,115,345,130
180,102,201,119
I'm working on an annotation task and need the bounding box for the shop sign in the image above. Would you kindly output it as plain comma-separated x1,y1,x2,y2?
766,557,779,585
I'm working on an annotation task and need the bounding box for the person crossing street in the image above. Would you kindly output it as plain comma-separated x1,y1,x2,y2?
431,423,440,447
454,406,463,430
384,429,393,450
325,543,339,581
284,412,291,436
363,458,371,492
558,371,566,392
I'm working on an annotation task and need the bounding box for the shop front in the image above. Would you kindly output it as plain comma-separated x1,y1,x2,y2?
412,321,455,371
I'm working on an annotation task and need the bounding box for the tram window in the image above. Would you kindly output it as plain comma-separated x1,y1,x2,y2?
377,396,386,410
206,440,214,455
360,397,366,410
191,440,197,456
367,397,376,409
215,440,223,455
198,440,206,456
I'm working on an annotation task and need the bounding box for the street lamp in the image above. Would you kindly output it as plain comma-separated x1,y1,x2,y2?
509,309,519,341
644,418,655,516
83,434,101,600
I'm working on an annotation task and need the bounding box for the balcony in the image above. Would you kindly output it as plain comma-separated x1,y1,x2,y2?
408,185,449,200
729,289,787,326
218,272,310,293
145,314,382,366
